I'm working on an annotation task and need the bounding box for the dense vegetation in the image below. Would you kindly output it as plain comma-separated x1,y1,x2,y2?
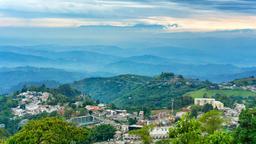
231,76,256,86
72,74,152,103
4,117,116,144
72,73,211,109
6,117,91,144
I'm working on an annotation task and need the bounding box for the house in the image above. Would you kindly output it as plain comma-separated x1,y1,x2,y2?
194,98,215,106
212,101,224,110
194,98,224,110
86,105,103,111
0,124,5,128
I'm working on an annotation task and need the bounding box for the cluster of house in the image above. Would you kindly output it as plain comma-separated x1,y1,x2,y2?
219,83,256,93
12,91,62,117
90,98,244,143
10,91,247,144
222,103,246,127
241,85,256,92
79,104,172,143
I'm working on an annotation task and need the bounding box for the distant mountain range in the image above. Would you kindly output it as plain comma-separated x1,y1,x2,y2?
0,44,256,93
0,66,111,94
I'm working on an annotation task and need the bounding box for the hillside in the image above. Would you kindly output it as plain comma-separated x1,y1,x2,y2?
71,73,210,109
72,74,152,103
184,76,256,108
230,77,256,86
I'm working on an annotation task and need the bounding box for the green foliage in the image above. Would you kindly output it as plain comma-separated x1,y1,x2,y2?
0,96,20,135
173,96,194,110
204,131,234,144
190,105,201,118
169,114,202,144
72,74,152,103
129,125,154,144
231,77,256,86
202,103,214,113
199,110,225,134
155,139,171,144
90,124,116,142
235,108,256,143
0,128,9,140
25,111,60,120
6,117,92,144
169,112,232,144
128,118,137,125
156,72,175,80
56,84,81,97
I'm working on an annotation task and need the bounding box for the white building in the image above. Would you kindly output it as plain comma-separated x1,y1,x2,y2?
194,98,224,110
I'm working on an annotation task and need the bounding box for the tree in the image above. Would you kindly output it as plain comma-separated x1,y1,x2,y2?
167,113,233,144
199,110,225,134
235,108,256,143
129,125,154,144
155,139,171,144
108,103,117,110
190,105,201,118
56,84,81,97
169,114,202,144
204,131,234,144
91,124,116,142
6,117,92,144
128,117,137,125
0,128,9,140
202,103,213,113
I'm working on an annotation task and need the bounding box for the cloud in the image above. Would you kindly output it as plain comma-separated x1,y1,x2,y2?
141,15,256,32
0,0,255,32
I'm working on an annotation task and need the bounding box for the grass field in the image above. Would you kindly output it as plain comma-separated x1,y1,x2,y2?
184,88,256,98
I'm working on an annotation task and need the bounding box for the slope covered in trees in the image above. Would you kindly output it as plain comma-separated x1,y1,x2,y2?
71,73,211,109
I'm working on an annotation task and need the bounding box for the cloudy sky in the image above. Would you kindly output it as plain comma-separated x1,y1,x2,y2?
0,0,256,32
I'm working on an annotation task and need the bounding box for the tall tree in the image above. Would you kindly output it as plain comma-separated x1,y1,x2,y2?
169,114,202,144
202,103,213,113
235,108,256,143
199,110,225,134
204,131,234,144
91,124,116,142
129,125,154,144
6,117,92,144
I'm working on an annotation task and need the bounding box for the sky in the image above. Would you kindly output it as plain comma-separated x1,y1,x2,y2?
0,0,256,32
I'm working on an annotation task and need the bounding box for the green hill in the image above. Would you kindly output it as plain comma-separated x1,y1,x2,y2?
230,77,256,86
72,74,152,103
185,88,256,98
71,73,210,109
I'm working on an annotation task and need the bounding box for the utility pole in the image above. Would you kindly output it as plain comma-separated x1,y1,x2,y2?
171,98,174,115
